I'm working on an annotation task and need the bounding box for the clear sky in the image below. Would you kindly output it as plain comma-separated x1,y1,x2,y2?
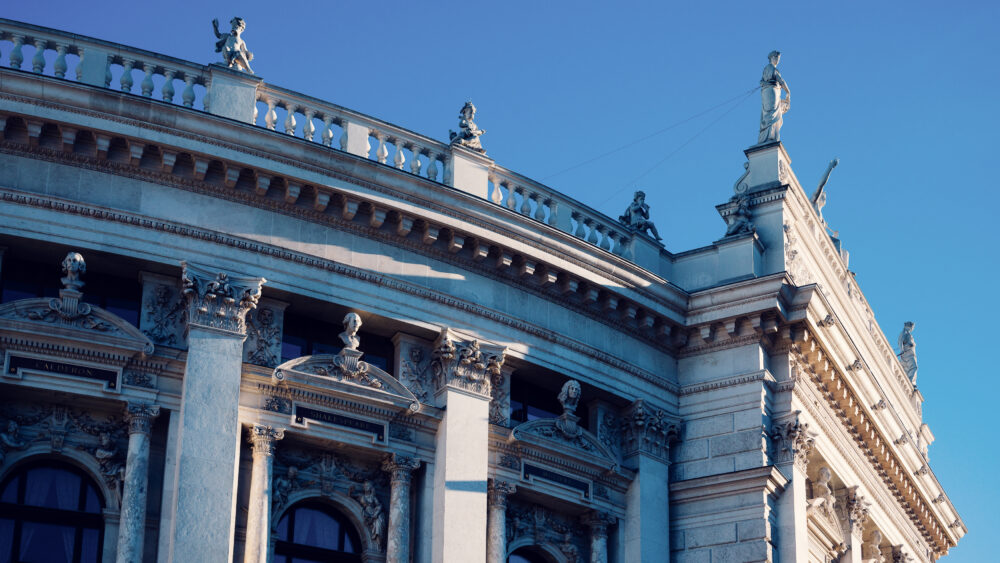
5,0,998,559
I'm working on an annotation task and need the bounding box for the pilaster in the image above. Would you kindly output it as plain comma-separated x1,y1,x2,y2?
382,454,421,563
621,399,680,562
430,328,505,563
167,262,265,563
486,480,516,563
117,402,161,563
770,411,815,563
244,424,284,563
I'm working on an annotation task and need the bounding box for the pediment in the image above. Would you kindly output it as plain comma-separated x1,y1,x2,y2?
273,350,420,414
0,297,154,358
510,417,618,472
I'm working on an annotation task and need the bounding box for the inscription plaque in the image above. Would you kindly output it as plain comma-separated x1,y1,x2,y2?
5,354,118,388
523,463,590,498
294,405,385,441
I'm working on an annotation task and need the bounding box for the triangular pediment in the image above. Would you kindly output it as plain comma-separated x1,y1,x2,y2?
510,417,618,472
273,351,420,414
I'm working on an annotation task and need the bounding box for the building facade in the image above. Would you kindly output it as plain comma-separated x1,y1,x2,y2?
0,18,964,563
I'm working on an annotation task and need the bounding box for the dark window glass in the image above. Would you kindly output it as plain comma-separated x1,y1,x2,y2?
509,547,552,563
274,501,362,563
279,313,394,373
509,378,588,428
0,460,105,563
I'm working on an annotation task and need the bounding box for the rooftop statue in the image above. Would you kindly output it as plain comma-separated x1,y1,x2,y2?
212,17,254,74
449,101,486,153
724,193,755,237
810,159,839,225
758,51,791,145
619,191,663,242
897,321,918,385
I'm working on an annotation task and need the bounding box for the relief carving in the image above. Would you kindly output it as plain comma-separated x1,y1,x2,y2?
350,480,386,548
397,344,431,403
506,500,587,560
431,328,505,398
180,261,265,335
245,305,282,368
770,411,816,469
141,282,185,347
621,399,681,460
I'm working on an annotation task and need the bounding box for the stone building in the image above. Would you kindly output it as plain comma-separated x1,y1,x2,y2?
0,18,964,563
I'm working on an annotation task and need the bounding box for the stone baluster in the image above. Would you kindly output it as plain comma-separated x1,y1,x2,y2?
382,454,421,563
181,75,196,107
53,44,69,78
31,39,47,73
9,35,25,69
583,511,616,563
120,59,135,93
264,98,277,130
321,116,335,147
140,64,155,97
547,199,560,227
486,480,516,563
302,110,316,141
283,105,297,135
410,147,423,176
426,155,439,181
116,403,162,563
376,134,389,164
573,213,587,238
244,424,284,563
585,219,600,244
532,194,546,221
103,57,112,88
518,189,532,216
75,48,85,81
339,124,349,151
167,263,265,563
162,70,176,102
487,177,502,205
393,141,406,170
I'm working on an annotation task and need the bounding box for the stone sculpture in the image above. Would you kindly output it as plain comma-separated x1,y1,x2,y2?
273,465,299,509
212,17,254,74
897,321,918,384
557,380,581,415
725,194,755,236
246,307,281,367
0,420,29,465
811,159,839,224
448,101,486,152
91,432,125,494
758,51,791,145
61,251,86,290
352,480,386,547
619,191,663,242
808,466,837,514
339,312,362,350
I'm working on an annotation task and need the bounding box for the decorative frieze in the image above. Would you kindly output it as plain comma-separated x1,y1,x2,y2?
430,328,505,399
620,399,681,461
770,411,815,470
180,261,265,335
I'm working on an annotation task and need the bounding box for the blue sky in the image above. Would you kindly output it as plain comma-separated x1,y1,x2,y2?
6,0,998,558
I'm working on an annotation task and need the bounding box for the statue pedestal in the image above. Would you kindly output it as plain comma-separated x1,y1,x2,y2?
206,64,263,124
743,141,793,192
448,144,494,201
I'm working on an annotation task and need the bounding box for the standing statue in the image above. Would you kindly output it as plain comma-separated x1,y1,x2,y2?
351,480,386,547
339,313,362,351
448,101,486,152
810,159,840,224
758,51,791,145
619,191,663,242
897,321,918,385
212,17,254,74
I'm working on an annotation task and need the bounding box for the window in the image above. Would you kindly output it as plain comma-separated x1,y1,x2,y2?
509,378,588,429
509,546,554,563
280,312,394,372
274,500,362,563
0,461,105,563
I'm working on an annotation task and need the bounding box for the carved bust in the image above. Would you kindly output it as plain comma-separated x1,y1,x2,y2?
557,380,582,415
61,252,86,290
339,313,362,351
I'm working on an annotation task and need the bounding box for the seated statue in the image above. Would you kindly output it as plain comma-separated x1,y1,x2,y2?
213,17,254,74
449,101,486,152
619,191,662,242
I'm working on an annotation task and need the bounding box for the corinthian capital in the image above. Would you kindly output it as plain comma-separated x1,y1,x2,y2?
248,424,284,456
487,479,516,508
581,510,616,538
180,261,266,335
430,328,505,399
621,399,681,461
124,403,161,435
382,453,421,484
770,411,816,470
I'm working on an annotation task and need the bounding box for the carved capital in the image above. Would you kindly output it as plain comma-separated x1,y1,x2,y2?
430,328,505,399
621,399,681,461
846,490,870,531
891,545,913,563
180,261,265,335
248,424,284,457
770,412,815,470
581,510,616,538
382,454,420,484
124,403,161,435
487,479,517,509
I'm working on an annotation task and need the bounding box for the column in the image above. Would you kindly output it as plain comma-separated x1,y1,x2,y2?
486,480,516,563
430,328,506,563
843,489,869,563
116,403,161,563
382,454,421,563
583,511,616,563
244,425,284,563
621,400,680,563
167,262,265,563
770,412,815,563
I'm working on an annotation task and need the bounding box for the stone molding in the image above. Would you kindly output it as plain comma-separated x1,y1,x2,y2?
124,403,160,435
770,411,815,470
430,328,505,399
620,399,680,462
248,424,284,456
180,261,265,336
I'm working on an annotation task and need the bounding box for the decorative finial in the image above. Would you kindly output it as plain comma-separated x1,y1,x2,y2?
212,16,254,73
448,101,486,153
619,190,663,242
60,252,86,291
757,51,791,144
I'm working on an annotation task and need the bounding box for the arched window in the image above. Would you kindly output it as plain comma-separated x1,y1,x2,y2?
509,546,555,563
274,500,362,563
0,460,105,563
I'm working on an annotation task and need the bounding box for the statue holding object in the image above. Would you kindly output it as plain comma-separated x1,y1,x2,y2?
212,17,254,74
810,158,839,225
619,191,663,242
758,51,790,145
449,101,486,153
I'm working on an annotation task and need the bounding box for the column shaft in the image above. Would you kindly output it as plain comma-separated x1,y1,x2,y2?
245,425,284,563
117,404,160,563
486,481,515,563
383,455,420,563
